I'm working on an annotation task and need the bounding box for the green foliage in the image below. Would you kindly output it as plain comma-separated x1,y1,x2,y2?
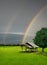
33,28,47,49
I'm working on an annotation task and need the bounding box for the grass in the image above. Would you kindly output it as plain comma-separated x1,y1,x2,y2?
0,46,47,65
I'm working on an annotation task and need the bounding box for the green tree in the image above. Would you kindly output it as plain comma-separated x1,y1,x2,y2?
33,28,47,52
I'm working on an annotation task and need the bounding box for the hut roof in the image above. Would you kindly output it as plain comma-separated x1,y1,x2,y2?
25,42,39,48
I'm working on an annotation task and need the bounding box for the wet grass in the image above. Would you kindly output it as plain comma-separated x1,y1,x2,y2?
0,46,47,65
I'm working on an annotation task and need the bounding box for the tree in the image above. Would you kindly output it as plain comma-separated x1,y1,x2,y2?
33,28,47,52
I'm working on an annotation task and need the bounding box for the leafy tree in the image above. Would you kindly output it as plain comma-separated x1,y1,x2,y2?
33,28,47,52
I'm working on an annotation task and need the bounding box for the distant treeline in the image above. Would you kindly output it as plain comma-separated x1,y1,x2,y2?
0,44,25,46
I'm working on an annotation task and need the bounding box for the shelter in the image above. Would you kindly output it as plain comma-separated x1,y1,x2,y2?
25,42,39,51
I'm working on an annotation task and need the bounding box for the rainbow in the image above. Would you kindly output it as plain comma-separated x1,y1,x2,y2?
22,5,47,44
3,16,16,43
3,5,47,44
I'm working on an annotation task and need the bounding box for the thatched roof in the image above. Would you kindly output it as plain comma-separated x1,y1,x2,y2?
25,42,39,48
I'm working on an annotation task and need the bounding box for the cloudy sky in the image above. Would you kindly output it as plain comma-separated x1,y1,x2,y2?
0,0,47,35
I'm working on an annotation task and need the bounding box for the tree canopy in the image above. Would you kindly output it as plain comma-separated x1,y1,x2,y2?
33,28,47,52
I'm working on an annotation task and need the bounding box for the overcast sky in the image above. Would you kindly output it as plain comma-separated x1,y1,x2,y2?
0,0,47,35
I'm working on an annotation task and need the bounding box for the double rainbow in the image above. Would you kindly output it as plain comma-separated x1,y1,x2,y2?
3,5,47,43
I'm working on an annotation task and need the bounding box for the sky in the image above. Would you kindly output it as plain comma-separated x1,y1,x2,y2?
27,5,47,36
0,0,47,36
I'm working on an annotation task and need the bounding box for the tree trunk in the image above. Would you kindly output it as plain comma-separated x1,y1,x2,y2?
42,48,44,52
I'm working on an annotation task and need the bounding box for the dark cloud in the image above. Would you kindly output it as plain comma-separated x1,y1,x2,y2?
0,0,47,34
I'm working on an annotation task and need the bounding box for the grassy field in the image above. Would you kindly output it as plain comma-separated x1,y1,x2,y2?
0,46,47,65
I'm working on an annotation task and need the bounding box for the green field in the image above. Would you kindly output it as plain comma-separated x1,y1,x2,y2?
0,46,47,65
